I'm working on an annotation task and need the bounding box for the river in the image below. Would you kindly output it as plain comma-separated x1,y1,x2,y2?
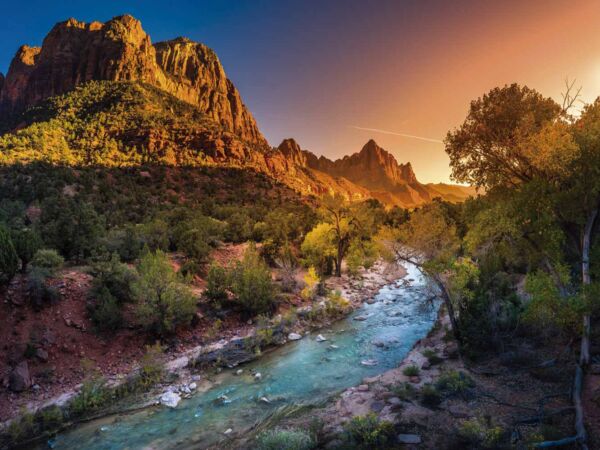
47,263,439,449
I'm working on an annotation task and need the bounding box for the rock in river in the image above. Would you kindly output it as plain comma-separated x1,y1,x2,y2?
360,359,378,366
288,333,302,341
316,334,327,342
160,391,181,408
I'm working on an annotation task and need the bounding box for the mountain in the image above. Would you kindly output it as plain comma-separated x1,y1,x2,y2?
0,15,265,146
0,14,474,208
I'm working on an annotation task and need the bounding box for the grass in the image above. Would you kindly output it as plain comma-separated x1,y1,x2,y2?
402,365,420,377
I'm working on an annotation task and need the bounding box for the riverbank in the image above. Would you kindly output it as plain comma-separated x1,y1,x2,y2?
268,305,583,449
0,258,405,448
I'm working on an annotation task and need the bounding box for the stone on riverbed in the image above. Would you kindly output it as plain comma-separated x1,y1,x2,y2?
354,315,368,321
288,333,302,341
316,334,327,342
160,391,181,408
361,359,378,366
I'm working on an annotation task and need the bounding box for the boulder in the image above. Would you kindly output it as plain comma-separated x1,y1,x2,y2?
288,333,302,341
316,334,327,342
9,361,31,392
36,348,49,362
160,391,181,408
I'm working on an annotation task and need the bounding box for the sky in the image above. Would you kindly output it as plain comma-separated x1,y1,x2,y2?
1,0,600,183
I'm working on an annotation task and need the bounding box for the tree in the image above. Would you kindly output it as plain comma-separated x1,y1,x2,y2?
11,228,42,273
378,203,463,342
132,250,196,336
301,222,336,275
229,244,276,316
0,225,18,285
445,83,561,189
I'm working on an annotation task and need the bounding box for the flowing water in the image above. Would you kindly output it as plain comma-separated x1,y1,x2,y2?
48,263,438,450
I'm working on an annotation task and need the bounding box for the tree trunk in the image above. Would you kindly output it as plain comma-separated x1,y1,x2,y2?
335,239,345,277
433,275,462,344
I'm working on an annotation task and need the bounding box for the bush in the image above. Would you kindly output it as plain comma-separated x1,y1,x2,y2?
229,244,276,316
390,382,416,401
256,428,316,450
300,266,320,301
38,405,64,430
28,267,60,308
132,250,197,336
69,360,110,415
90,254,136,303
0,225,18,285
420,383,442,407
89,287,123,331
341,413,395,450
435,370,474,395
457,417,503,449
31,249,64,273
402,365,420,377
11,228,42,272
138,343,164,388
204,263,229,303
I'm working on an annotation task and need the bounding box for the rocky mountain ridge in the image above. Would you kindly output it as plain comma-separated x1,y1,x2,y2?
0,14,474,207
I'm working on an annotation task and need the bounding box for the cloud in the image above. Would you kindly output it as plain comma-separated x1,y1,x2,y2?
351,126,444,144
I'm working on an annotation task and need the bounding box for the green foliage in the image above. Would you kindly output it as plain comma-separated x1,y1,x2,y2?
132,250,197,336
69,360,110,415
422,349,443,365
229,244,276,316
6,409,35,444
457,417,504,449
31,248,64,273
39,196,105,261
90,254,136,303
204,263,229,303
138,343,164,388
0,225,18,285
88,287,124,331
341,413,395,450
390,382,416,401
11,227,42,272
435,370,474,395
37,405,64,430
171,212,224,263
402,365,420,377
255,428,316,450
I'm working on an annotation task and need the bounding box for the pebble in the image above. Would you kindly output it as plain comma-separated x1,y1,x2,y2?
254,372,262,380
316,334,327,342
235,369,244,375
357,384,369,392
224,428,232,435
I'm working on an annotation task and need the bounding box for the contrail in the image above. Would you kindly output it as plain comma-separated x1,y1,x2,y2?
351,126,444,144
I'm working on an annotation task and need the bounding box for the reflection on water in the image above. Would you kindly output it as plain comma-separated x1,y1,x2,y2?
49,263,438,450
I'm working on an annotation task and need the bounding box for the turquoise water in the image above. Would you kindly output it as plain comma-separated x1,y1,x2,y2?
48,263,438,450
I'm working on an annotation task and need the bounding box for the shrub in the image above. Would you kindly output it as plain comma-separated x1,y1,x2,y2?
69,360,110,415
390,382,416,401
138,343,164,388
89,287,123,331
402,365,420,377
11,228,42,272
342,413,395,450
256,428,316,450
420,383,442,407
324,290,351,317
38,405,64,430
204,263,229,303
28,267,60,308
6,409,35,444
457,417,503,449
435,370,474,395
90,254,136,303
132,250,197,336
422,348,443,365
229,244,276,316
0,225,18,285
300,266,320,301
31,249,64,273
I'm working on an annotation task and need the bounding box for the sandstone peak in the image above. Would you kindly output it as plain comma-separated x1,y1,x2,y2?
0,15,266,146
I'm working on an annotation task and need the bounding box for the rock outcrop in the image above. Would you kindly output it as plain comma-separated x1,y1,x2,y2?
0,15,266,146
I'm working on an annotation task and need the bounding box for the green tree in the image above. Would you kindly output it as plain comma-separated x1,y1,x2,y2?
11,228,42,273
230,244,276,316
132,250,196,336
